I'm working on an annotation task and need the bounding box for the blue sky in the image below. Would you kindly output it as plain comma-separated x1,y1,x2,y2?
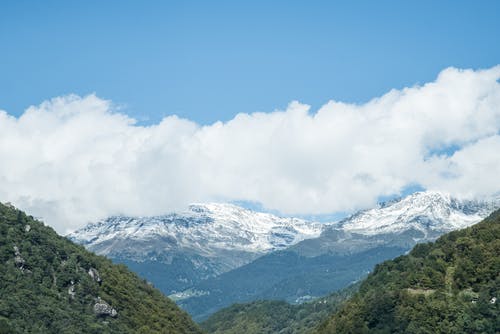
1,0,499,124
1,1,500,231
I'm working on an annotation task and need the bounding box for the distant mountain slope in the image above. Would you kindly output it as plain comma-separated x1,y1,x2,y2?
200,284,358,334
177,246,403,321
338,191,495,236
296,191,499,257
314,209,500,334
69,203,324,294
69,191,499,320
177,191,499,320
0,202,202,334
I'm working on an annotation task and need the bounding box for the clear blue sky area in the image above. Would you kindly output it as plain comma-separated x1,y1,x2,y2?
1,0,499,125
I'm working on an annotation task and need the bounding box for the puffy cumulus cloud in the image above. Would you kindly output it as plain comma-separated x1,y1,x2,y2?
1,66,500,233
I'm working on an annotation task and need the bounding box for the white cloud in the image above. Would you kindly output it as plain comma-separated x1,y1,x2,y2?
1,66,500,233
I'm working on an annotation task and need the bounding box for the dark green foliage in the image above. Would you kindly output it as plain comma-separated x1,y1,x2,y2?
201,284,358,334
181,246,405,321
314,210,500,334
0,203,203,334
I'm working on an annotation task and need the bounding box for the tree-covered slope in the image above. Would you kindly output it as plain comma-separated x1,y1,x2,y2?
0,203,203,334
201,284,358,334
174,191,498,321
178,246,404,321
314,209,500,334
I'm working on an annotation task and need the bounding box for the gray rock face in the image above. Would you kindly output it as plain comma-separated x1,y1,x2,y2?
13,245,25,268
88,268,102,284
93,298,117,317
68,280,76,299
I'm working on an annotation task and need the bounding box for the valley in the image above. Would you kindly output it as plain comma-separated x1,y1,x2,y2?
69,191,499,320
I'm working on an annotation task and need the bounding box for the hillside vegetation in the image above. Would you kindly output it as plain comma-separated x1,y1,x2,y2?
201,284,357,334
179,246,403,320
0,202,202,334
314,209,500,334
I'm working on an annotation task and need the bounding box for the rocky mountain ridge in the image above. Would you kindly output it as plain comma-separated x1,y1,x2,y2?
172,191,500,319
68,203,325,294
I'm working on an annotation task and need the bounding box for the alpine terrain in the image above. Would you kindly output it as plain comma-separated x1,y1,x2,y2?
175,191,499,319
68,203,324,295
203,209,500,334
70,191,499,320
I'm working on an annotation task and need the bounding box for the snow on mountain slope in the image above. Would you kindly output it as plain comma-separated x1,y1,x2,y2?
69,203,324,265
173,192,500,320
69,191,499,267
68,191,500,312
337,191,499,237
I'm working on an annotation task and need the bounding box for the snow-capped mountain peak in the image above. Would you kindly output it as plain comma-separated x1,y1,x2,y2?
338,191,499,236
68,191,499,301
69,202,324,260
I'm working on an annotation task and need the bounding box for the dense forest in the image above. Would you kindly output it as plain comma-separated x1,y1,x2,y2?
314,209,500,334
201,284,358,334
0,202,202,334
179,245,404,321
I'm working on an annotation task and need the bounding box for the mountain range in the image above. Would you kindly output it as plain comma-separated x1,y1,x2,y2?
69,191,500,320
69,203,324,295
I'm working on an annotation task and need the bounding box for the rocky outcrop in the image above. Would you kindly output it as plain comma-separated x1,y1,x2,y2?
68,280,76,299
88,268,102,284
13,246,25,269
93,297,117,317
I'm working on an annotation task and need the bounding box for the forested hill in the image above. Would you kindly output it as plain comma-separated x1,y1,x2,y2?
0,202,203,334
201,284,358,334
314,209,500,334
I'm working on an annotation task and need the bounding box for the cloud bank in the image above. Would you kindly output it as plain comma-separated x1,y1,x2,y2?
1,66,500,233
